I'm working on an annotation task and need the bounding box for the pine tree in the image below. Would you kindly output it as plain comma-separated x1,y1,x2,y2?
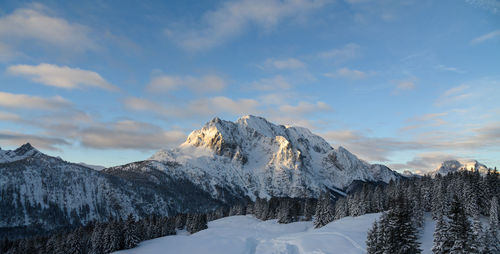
334,198,348,220
314,192,334,228
103,221,120,253
90,223,104,254
302,198,316,221
124,214,140,249
432,214,449,254
366,220,381,254
277,199,293,224
448,195,471,253
66,231,83,254
469,215,484,254
380,196,421,254
485,196,500,253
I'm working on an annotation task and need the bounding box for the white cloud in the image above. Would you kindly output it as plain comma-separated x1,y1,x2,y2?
435,85,473,105
166,0,328,50
324,67,373,80
396,80,415,90
389,152,458,173
7,63,116,91
318,43,360,62
279,101,332,115
0,4,95,52
320,129,424,162
263,58,306,70
124,96,260,118
146,75,226,93
249,76,292,91
80,120,186,150
435,64,464,73
471,30,500,44
0,130,69,150
0,92,71,110
0,111,21,122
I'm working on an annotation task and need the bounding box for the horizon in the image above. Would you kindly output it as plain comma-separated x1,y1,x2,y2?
0,0,499,172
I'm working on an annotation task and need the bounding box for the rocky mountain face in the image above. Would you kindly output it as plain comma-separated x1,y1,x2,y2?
433,159,489,176
0,144,223,238
147,115,400,200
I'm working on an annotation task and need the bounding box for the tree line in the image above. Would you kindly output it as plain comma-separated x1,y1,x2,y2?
1,169,498,253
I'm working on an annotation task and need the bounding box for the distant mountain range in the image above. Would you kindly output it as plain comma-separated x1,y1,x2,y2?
10,115,493,238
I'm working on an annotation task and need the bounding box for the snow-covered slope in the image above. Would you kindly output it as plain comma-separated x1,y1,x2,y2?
0,143,40,163
433,160,489,176
116,213,382,254
0,144,223,236
148,115,400,200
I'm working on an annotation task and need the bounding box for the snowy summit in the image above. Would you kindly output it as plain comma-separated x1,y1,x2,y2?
149,115,400,200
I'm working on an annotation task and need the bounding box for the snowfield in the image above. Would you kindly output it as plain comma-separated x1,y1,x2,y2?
117,213,382,254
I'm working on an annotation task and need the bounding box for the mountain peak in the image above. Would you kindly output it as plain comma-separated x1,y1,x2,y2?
150,116,400,199
0,142,40,163
434,159,489,175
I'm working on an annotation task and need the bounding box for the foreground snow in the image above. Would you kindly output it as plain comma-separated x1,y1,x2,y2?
117,213,382,254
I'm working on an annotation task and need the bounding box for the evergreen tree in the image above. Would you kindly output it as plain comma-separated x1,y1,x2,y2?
90,223,104,254
302,198,316,221
334,198,348,220
379,196,421,254
314,192,334,228
124,214,140,249
103,221,120,253
277,199,293,224
469,215,484,254
485,196,500,253
366,220,381,254
448,195,471,253
432,214,449,254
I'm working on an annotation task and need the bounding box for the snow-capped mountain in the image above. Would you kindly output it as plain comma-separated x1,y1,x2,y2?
433,159,489,176
148,115,400,200
0,143,223,237
0,143,40,163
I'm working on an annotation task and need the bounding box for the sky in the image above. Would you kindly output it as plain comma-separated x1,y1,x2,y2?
0,0,499,173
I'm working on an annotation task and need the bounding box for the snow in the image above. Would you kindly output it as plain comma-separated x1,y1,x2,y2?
420,213,436,254
116,213,382,254
433,160,489,176
0,143,40,163
147,115,400,200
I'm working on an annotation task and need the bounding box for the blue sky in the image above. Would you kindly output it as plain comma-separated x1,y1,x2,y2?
0,0,499,172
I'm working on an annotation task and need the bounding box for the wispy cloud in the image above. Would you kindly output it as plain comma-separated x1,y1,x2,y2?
434,64,464,73
0,111,22,122
165,0,328,50
0,4,96,53
261,58,306,70
79,120,186,150
7,64,116,91
318,43,360,63
389,152,458,173
248,75,292,91
0,130,69,150
0,92,71,110
146,75,226,93
320,129,424,162
324,67,374,80
471,30,500,44
435,85,473,105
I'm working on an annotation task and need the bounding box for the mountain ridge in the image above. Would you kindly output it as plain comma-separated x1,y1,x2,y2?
147,115,401,200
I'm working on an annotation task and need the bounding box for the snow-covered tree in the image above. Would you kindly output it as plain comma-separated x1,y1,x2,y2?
448,195,471,253
124,214,140,249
